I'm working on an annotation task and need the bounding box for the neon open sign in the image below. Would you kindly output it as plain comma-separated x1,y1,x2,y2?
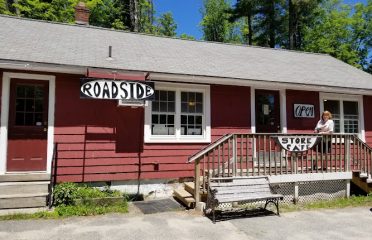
80,78,155,100
273,136,322,152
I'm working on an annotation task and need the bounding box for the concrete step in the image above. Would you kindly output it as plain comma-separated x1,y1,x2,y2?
0,195,48,209
0,181,49,196
0,173,50,182
173,188,195,208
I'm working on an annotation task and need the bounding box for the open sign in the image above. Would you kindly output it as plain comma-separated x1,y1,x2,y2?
80,78,155,100
294,104,314,118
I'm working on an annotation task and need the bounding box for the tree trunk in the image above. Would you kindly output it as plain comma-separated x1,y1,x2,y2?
149,0,154,25
130,0,139,32
247,12,253,45
288,0,294,49
268,0,275,48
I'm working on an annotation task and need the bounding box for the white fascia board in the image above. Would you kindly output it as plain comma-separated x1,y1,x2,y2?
150,73,372,96
268,172,352,184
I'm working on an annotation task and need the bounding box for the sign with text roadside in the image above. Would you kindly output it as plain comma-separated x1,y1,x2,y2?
80,78,155,101
273,136,322,153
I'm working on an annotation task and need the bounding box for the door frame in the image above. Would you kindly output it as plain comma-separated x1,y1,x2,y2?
250,87,287,134
0,72,55,174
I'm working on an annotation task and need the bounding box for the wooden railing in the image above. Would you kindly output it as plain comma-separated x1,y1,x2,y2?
188,133,372,204
48,143,59,208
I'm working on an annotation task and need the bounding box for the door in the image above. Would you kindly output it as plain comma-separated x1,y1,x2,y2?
7,79,49,171
255,90,280,133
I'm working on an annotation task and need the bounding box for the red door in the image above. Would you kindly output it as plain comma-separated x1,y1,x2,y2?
7,79,49,171
255,90,280,133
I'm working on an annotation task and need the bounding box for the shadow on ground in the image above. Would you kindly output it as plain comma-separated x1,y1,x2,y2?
207,208,278,223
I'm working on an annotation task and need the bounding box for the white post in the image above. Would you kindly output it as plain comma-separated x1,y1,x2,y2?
345,180,350,198
294,182,299,204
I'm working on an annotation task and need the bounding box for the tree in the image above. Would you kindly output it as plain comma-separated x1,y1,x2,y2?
303,0,371,69
228,0,258,45
179,33,196,40
47,0,78,23
350,0,372,71
1,0,8,14
200,0,231,42
156,12,177,37
13,0,52,20
87,0,124,29
254,0,285,48
287,0,322,50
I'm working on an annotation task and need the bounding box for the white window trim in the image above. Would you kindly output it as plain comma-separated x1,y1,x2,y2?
0,72,56,174
144,82,211,143
319,92,365,141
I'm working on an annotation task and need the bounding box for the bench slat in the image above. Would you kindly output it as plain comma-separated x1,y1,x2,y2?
211,185,271,191
216,194,283,203
215,188,272,196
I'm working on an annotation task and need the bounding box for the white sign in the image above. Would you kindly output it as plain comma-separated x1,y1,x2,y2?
294,104,314,118
80,79,155,100
273,136,322,152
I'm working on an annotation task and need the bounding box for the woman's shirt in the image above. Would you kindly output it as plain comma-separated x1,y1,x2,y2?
315,119,334,133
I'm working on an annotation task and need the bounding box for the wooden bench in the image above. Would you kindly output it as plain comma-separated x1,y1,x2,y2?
205,176,283,223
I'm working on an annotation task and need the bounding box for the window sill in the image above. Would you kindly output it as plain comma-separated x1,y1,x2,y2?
144,136,211,144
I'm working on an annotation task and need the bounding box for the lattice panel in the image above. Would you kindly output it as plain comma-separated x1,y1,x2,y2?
298,180,346,203
271,183,295,204
212,180,346,211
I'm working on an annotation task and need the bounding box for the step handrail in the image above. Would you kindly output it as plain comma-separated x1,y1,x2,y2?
188,134,234,163
48,143,58,209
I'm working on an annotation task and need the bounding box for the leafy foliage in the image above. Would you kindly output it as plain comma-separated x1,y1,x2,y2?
53,182,79,206
201,0,232,42
303,0,372,69
53,182,122,206
156,12,177,37
179,33,196,40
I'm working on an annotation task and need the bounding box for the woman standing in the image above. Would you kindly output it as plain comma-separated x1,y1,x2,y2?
314,111,334,134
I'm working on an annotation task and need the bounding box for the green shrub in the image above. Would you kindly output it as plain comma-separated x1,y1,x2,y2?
53,183,124,206
53,182,79,206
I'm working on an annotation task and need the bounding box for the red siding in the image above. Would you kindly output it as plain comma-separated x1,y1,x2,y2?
286,90,319,133
211,84,251,137
364,95,372,147
54,76,251,182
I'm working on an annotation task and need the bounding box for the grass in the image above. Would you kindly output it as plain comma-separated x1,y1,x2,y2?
0,183,129,221
280,194,372,212
0,201,128,221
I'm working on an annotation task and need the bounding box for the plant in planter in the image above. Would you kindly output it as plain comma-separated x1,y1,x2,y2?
52,183,128,216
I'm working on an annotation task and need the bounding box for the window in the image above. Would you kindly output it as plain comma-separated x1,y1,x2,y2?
15,84,45,126
151,90,175,135
181,92,203,135
145,83,210,143
320,93,363,135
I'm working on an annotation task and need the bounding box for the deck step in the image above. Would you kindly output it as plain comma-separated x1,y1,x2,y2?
0,195,48,209
0,181,49,195
184,182,196,195
0,173,50,182
0,174,50,209
173,188,195,208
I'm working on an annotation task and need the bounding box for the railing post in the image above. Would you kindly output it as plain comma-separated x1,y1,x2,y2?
194,159,201,205
232,134,237,176
345,136,350,172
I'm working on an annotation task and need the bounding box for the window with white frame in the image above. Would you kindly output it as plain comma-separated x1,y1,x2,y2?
321,94,363,134
145,83,210,143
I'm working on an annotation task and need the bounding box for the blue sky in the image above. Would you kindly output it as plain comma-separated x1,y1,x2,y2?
154,0,368,40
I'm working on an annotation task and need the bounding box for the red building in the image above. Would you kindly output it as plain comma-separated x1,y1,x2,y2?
0,11,371,209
